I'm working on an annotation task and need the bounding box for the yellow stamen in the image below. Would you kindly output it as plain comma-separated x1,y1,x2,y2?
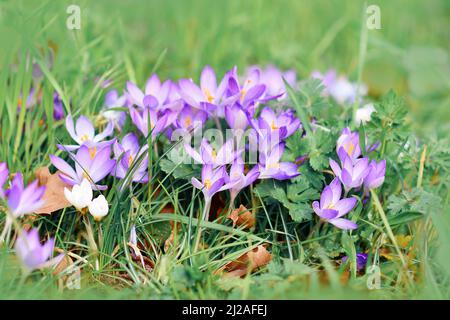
270,121,278,130
184,116,192,127
240,89,246,102
204,179,212,190
211,149,217,161
267,162,280,169
89,147,97,159
80,134,89,142
128,155,134,166
348,142,355,156
204,88,214,103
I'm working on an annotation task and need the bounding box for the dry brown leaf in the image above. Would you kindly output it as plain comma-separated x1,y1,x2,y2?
221,245,272,278
228,205,255,229
52,254,74,277
161,204,179,252
34,167,72,214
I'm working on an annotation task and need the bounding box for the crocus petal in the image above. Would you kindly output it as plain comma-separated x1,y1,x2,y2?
126,81,144,107
329,178,342,204
341,168,353,187
328,218,358,230
320,186,333,208
243,84,266,106
329,159,342,177
184,143,203,164
178,79,204,107
200,65,217,94
50,155,77,180
334,197,357,217
75,116,95,141
145,74,161,96
65,115,78,142
320,209,340,220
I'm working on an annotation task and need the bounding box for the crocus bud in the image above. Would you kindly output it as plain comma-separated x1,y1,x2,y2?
364,159,386,190
64,179,93,211
88,195,109,221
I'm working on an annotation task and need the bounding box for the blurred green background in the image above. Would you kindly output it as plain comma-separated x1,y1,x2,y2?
1,0,449,137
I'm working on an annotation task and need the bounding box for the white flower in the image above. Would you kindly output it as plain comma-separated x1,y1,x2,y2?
88,195,109,221
355,103,376,125
64,179,93,211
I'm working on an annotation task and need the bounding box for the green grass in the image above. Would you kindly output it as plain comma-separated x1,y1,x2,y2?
0,0,449,299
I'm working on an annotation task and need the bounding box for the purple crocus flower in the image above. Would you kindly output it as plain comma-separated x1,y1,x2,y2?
112,133,148,183
173,105,208,134
5,173,46,217
342,253,368,271
312,178,358,230
14,228,63,272
126,75,173,109
364,159,386,190
53,91,65,121
228,158,260,202
227,67,267,111
58,115,114,152
178,65,237,116
224,103,251,131
50,145,115,190
191,165,235,200
101,89,128,130
184,139,241,166
129,106,176,139
258,142,300,180
0,162,8,198
329,154,370,192
336,127,362,163
256,107,301,139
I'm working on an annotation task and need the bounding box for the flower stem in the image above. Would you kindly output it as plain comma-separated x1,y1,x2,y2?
193,198,211,253
370,189,407,268
83,215,99,270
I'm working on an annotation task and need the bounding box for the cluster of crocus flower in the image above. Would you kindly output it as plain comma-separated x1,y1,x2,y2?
50,113,150,191
173,65,302,209
313,127,386,230
76,65,302,210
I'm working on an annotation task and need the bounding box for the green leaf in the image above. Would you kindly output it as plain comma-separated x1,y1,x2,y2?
388,211,423,226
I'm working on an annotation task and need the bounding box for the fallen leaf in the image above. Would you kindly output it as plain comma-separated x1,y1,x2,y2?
52,254,74,277
161,204,179,252
210,193,225,220
228,205,255,229
220,245,272,277
34,167,72,214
